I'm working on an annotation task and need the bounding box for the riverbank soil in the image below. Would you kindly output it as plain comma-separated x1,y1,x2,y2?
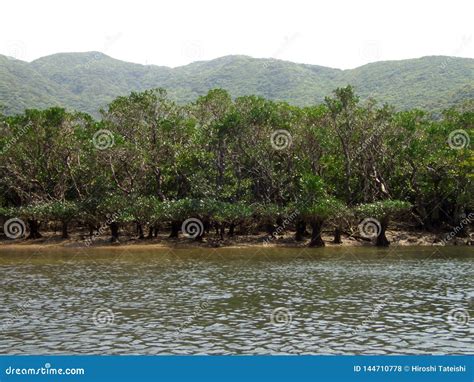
0,229,472,249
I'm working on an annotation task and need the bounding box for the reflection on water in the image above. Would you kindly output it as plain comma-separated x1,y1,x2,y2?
0,246,473,354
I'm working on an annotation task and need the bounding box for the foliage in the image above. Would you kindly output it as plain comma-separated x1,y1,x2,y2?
213,202,253,225
296,175,345,222
0,85,471,243
355,200,412,222
41,200,79,223
1,53,473,116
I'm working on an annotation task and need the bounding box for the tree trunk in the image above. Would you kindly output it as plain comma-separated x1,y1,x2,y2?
154,226,159,237
276,216,283,226
265,223,275,235
195,225,205,242
137,223,145,239
169,221,180,238
309,220,325,247
109,222,119,243
147,226,154,239
61,221,69,239
88,224,95,238
220,225,225,240
376,222,390,247
333,227,342,244
154,167,166,201
340,141,352,202
430,178,442,228
295,220,306,241
228,223,235,237
216,138,226,195
431,205,441,228
26,220,42,239
453,208,468,237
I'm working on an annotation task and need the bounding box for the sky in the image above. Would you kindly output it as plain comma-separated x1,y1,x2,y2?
1,0,473,69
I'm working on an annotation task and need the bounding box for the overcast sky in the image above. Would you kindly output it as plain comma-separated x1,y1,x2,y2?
1,0,473,69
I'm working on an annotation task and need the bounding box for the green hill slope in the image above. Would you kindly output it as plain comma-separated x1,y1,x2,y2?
0,52,472,115
0,55,75,113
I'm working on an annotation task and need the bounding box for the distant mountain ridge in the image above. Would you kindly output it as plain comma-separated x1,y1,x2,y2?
0,52,473,115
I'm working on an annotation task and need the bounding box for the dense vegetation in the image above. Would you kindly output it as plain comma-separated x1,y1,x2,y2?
1,53,473,116
0,86,472,247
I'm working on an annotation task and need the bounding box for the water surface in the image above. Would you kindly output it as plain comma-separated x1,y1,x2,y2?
0,246,472,354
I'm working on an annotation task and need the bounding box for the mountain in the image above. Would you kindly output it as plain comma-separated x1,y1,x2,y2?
0,55,73,112
0,52,473,116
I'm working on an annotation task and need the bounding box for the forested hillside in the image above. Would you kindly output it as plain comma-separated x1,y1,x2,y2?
0,53,472,115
